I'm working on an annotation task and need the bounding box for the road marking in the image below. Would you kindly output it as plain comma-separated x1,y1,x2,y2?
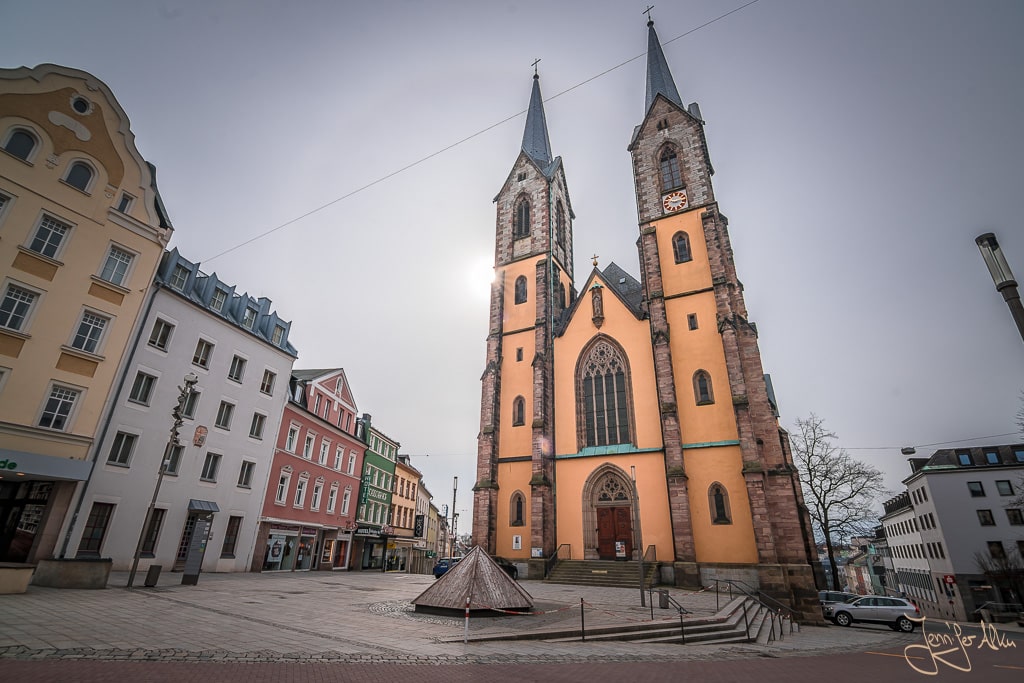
866,651,924,660
994,665,1024,670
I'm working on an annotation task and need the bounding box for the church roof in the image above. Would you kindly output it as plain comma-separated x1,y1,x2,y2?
644,19,683,115
601,262,645,315
411,546,534,612
521,73,554,169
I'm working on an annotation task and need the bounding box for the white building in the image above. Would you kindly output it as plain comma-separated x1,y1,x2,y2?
883,445,1024,621
60,249,297,574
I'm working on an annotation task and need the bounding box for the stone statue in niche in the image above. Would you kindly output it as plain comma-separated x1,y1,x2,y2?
591,284,604,328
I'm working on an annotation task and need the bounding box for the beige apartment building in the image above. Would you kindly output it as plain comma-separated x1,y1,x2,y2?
0,64,173,563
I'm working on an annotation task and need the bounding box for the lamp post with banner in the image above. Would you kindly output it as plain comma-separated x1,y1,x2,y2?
127,372,199,588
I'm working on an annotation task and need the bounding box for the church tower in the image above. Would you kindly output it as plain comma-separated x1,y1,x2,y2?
473,71,575,558
628,18,819,605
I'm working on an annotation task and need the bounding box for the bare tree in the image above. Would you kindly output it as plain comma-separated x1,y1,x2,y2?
792,414,886,591
973,549,1024,611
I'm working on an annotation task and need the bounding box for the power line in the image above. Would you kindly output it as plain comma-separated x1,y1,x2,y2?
845,431,1021,452
200,1,761,264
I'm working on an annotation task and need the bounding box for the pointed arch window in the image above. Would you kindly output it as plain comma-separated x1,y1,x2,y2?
512,395,526,426
555,199,566,250
4,129,38,161
514,275,527,304
709,483,732,524
558,282,567,310
693,370,714,405
510,491,525,526
659,146,683,191
513,197,531,238
578,339,633,448
65,162,94,192
672,231,692,263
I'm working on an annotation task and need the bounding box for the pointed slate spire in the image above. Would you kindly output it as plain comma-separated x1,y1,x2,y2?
521,72,553,167
644,19,683,114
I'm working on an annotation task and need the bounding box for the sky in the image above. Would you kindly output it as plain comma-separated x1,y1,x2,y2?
3,0,1023,525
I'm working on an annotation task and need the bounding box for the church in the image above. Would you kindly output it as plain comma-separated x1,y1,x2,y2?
471,19,821,616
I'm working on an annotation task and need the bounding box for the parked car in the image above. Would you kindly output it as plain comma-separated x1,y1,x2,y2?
432,557,460,579
492,556,519,580
824,595,920,632
819,590,859,606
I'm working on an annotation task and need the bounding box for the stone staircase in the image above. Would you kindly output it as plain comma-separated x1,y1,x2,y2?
545,560,660,589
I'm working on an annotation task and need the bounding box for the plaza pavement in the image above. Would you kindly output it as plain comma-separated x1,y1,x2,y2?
0,568,941,665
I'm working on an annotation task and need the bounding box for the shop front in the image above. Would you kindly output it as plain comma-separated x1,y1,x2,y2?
260,523,317,572
356,525,387,570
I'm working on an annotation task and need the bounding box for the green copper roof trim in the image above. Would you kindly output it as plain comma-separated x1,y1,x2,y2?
681,440,741,450
556,445,663,459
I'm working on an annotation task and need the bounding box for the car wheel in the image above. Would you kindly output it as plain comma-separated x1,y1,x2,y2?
511,568,518,580
834,612,852,627
896,616,915,633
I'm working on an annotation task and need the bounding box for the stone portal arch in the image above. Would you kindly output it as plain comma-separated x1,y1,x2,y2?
581,463,637,560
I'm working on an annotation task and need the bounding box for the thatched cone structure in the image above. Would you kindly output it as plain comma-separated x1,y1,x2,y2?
412,546,534,615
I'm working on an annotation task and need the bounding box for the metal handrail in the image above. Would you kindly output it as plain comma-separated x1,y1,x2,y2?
974,601,1023,615
544,543,572,578
713,578,796,636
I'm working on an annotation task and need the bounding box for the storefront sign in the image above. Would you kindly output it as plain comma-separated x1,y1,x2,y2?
355,527,380,537
301,527,318,536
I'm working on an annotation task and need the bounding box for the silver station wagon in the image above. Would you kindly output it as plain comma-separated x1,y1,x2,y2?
823,596,920,632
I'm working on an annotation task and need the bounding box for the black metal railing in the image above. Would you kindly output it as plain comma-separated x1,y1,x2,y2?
712,578,796,640
544,543,571,578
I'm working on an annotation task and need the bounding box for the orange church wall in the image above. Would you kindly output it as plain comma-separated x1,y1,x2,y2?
655,209,713,296
683,445,759,564
553,277,662,457
498,328,535,457
500,257,542,332
554,451,674,561
494,460,532,560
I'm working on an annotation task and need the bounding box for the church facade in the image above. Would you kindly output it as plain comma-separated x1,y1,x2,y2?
472,21,821,615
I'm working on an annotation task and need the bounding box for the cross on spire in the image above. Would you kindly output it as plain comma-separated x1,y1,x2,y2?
591,253,600,267
532,58,541,76
644,5,655,22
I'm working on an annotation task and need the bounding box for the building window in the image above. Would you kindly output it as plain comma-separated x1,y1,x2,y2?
99,246,134,286
249,413,266,439
659,146,683,190
988,541,1006,560
996,480,1014,496
140,508,165,556
237,461,255,488
165,444,183,475
30,215,74,261
286,425,299,452
272,325,285,345
578,339,632,448
342,486,353,515
64,161,94,192
512,396,526,426
514,275,527,305
182,390,200,419
215,401,234,430
116,192,134,213
311,482,323,510
294,477,308,507
334,446,343,470
985,450,1000,464
693,370,714,405
709,483,732,524
957,452,972,466
977,509,995,526
200,452,221,482
275,472,290,504
967,481,985,497
210,289,227,312
242,307,257,329
221,516,242,558
555,199,566,250
303,435,315,459
510,491,525,526
170,264,189,290
1016,449,1024,463
327,485,338,513
513,198,530,238
3,128,37,161
347,451,357,475
148,319,174,351
106,432,137,466
76,502,115,557
687,313,698,330
672,231,692,263
192,339,213,368
1006,509,1023,525
260,369,276,395
319,441,330,465
128,371,157,405
39,385,80,431
516,347,524,362
228,355,246,382
71,311,108,354
0,283,37,332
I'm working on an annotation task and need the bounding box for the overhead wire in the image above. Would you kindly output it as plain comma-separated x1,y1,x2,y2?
199,0,762,264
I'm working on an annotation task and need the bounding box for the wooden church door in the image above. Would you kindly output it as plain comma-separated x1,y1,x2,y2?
597,506,633,560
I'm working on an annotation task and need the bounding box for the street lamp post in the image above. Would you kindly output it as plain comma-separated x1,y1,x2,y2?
127,372,198,588
976,232,1024,343
631,466,646,608
450,476,458,558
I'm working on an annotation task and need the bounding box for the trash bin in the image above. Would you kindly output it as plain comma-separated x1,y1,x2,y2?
144,565,162,587
658,589,670,609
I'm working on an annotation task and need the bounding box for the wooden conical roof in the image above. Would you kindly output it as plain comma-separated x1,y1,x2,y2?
412,546,533,612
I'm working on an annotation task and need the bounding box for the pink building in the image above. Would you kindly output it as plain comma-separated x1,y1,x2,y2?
253,369,365,571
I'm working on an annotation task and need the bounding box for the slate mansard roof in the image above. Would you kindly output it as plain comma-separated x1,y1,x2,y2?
155,248,299,358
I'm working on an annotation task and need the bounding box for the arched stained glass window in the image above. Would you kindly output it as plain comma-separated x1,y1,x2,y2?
694,370,714,405
512,396,526,426
514,198,530,238
672,231,691,263
659,146,682,190
578,340,632,447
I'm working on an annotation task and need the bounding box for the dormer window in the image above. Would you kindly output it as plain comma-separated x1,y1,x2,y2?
210,289,227,312
243,307,257,329
659,147,682,191
65,161,94,192
513,198,530,239
272,324,285,345
170,264,189,290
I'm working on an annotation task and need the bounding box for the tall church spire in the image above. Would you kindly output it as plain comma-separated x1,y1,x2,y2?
644,19,683,114
521,72,553,167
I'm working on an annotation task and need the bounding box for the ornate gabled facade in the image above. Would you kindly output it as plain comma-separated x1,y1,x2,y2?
473,21,821,618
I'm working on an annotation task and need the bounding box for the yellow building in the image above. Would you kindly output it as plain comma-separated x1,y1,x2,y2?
472,22,819,616
388,454,422,572
0,64,173,563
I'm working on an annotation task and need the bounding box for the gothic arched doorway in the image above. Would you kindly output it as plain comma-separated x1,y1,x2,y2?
581,465,635,560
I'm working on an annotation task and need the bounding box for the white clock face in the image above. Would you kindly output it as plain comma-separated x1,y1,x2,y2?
662,190,687,212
